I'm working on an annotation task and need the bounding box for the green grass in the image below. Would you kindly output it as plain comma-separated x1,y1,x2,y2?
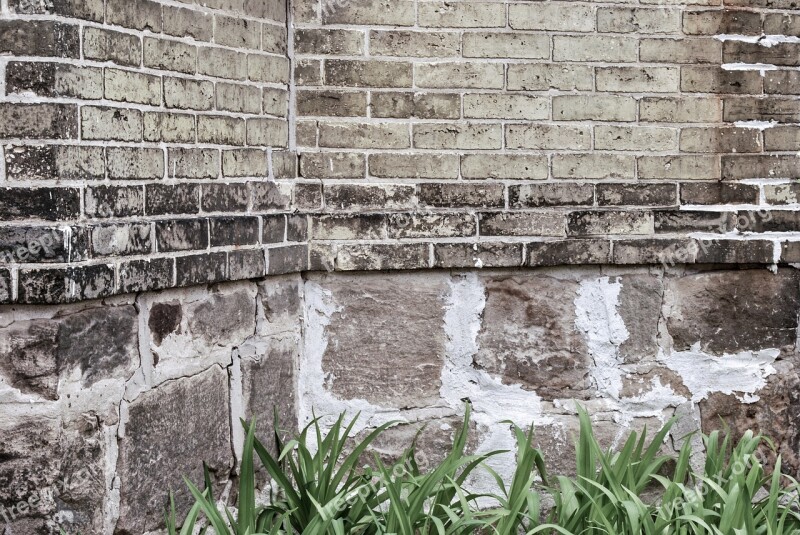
165,405,800,535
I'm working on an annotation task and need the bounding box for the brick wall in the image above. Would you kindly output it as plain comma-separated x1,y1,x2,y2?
0,0,298,304
293,0,800,272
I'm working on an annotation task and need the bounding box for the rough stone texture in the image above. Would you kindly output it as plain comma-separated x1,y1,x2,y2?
474,275,589,400
665,270,800,355
313,273,448,409
116,366,232,535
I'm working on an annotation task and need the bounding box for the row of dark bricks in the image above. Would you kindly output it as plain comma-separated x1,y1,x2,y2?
2,209,797,267
2,235,797,304
0,242,307,304
0,182,793,224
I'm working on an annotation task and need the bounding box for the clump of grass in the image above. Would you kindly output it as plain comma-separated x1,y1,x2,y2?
165,404,800,535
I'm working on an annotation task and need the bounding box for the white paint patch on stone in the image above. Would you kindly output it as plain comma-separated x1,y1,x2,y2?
575,277,629,399
735,120,779,130
442,273,548,492
658,343,779,403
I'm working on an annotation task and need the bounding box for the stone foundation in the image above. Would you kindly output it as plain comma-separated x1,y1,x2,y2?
1,265,798,533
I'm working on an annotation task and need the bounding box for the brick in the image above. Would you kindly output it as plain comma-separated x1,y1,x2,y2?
0,187,79,221
296,29,364,55
248,55,290,84
681,66,762,94
724,41,800,67
312,214,385,240
228,249,266,280
176,252,228,286
203,183,249,212
264,214,288,244
144,112,196,143
0,103,77,140
722,155,800,180
9,0,103,21
418,183,504,208
723,98,800,124
679,127,762,153
527,240,611,266
370,31,459,57
335,243,427,271
739,211,800,233
506,124,591,150
297,90,367,117
553,154,635,180
198,47,247,80
323,0,414,26
638,156,720,180
434,242,523,269
300,152,365,179
655,211,733,233
419,1,505,28
764,126,800,151
509,2,594,32
510,184,594,208
263,23,288,55
18,265,114,304
263,88,289,117
640,38,722,64
119,257,174,294
612,238,697,266
765,183,800,205
567,211,654,237
764,13,800,36
463,94,548,120
369,153,458,179
6,62,103,99
296,120,318,146
81,106,141,141
695,240,775,265
273,152,297,178
325,60,412,87
415,62,503,89
598,7,681,34
107,147,165,180
163,6,213,41
293,182,323,210
553,36,637,62
370,92,460,119
413,123,501,149
0,226,70,263
595,126,678,152
640,97,722,123
387,213,475,239
319,122,409,149
463,32,549,59
267,244,308,275
251,181,292,211
325,184,415,211
287,215,309,242
156,219,209,252
164,77,214,110
83,27,140,66
85,185,144,218
4,145,104,181
105,69,161,106
215,15,260,49
168,148,220,179
553,96,637,122
90,223,152,257
680,183,759,205
597,184,678,207
216,83,261,114
683,10,762,36
480,212,565,237
222,149,267,177
245,0,285,21
144,38,196,74
0,20,79,57
247,118,288,147
596,67,680,93
507,64,593,91
209,217,260,247
461,154,548,180
106,0,162,31
198,116,246,145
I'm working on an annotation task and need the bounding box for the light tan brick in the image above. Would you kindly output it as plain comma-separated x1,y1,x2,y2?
325,59,412,87
553,154,636,180
638,155,721,180
143,38,196,74
300,152,365,179
216,82,262,114
640,38,722,64
464,94,548,120
318,122,410,149
640,97,722,123
164,77,214,110
295,29,365,55
82,106,142,141
413,123,502,149
597,7,681,34
506,124,592,150
595,126,678,152
463,32,549,59
461,154,548,180
415,62,504,89
104,69,161,106
554,36,638,62
418,1,505,28
679,127,763,153
322,0,415,26
370,31,459,57
198,47,247,80
553,96,637,122
509,2,594,32
596,67,680,93
507,63,593,91
144,112,195,143
248,54,290,84
369,153,459,179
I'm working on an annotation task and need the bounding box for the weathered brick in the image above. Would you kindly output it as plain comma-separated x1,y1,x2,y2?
83,27,141,66
553,154,635,180
527,240,611,266
168,148,220,179
248,54,290,84
107,147,165,180
164,77,214,111
209,217,260,247
568,211,654,236
638,156,720,180
319,122,409,149
268,244,308,275
463,33,549,59
144,112,196,143
683,10,762,36
655,210,734,233
18,265,114,304
156,219,209,252
371,31,458,57
247,118,288,147
510,184,594,208
463,94,548,120
312,214,386,240
640,38,722,64
325,60,412,87
105,69,161,106
640,97,722,123
480,212,565,237
81,106,141,141
106,0,162,31
263,88,289,117
297,90,367,117
323,0,414,26
370,92,460,119
722,155,800,180
420,1,505,28
595,126,678,152
434,242,523,268
369,153,458,179
4,145,104,181
119,257,174,294
510,2,594,32
251,181,292,211
418,183,504,208
296,29,364,55
263,23,288,55
216,82,261,114
680,127,762,153
176,252,227,286
163,6,213,41
724,41,800,67
0,226,71,264
326,184,415,211
597,184,678,207
215,15,260,49
203,183,250,212
0,20,79,57
85,185,144,218
90,223,152,257
413,123,502,150
553,96,637,122
723,97,800,124
680,183,759,205
334,243,427,271
198,47,247,80
415,62,503,89
596,67,680,93
764,126,800,151
681,66,763,94
6,62,103,99
553,36,637,62
0,104,77,140
387,213,475,238
263,213,288,244
0,187,79,221
461,154,548,180
228,249,266,280
198,116,246,145
508,64,593,91
300,152,365,179
144,38,196,74
506,124,591,150
222,149,267,177
9,0,103,21
598,7,680,34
